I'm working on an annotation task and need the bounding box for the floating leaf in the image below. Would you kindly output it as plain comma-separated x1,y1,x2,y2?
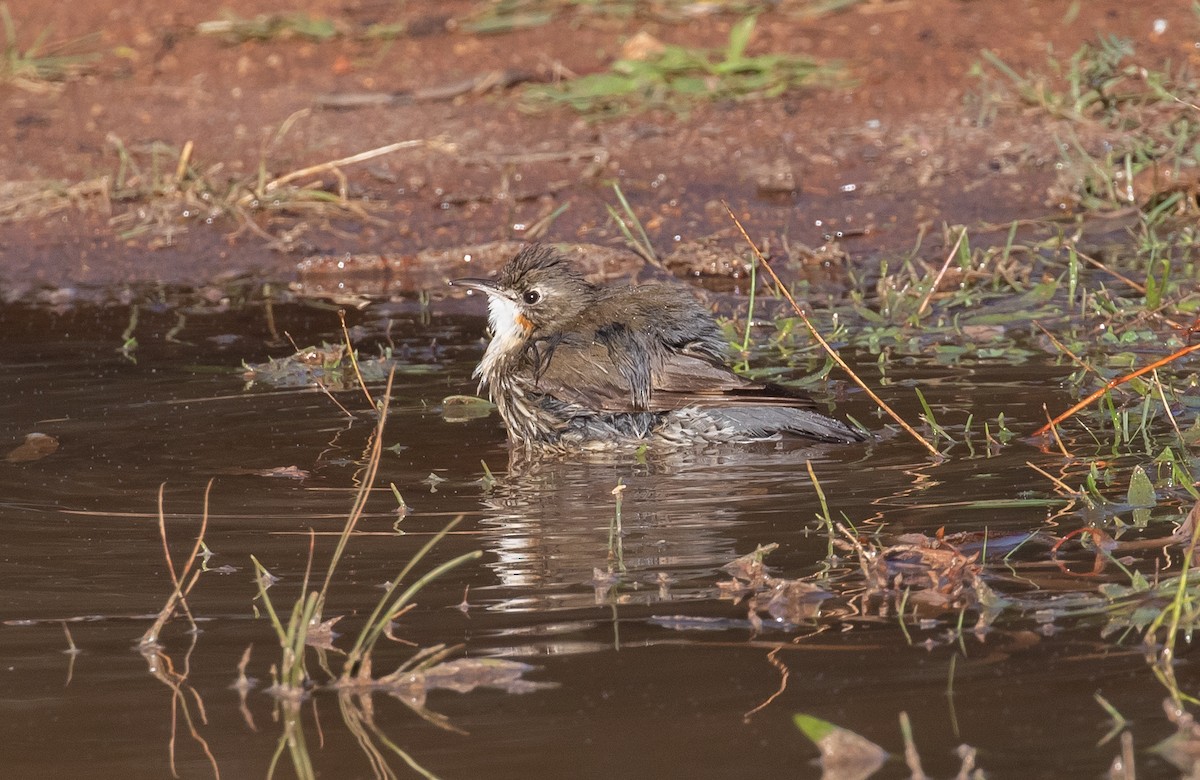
375,658,556,706
421,658,554,695
441,395,495,422
305,615,343,651
647,615,747,632
423,472,447,493
1152,719,1200,774
1127,466,1156,507
1127,465,1156,527
794,713,888,780
215,465,310,479
5,432,59,463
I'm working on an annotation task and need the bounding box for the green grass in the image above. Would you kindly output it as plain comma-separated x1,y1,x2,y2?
975,36,1200,214
463,0,870,33
605,182,658,263
462,0,856,33
523,15,836,114
0,3,98,90
196,12,341,42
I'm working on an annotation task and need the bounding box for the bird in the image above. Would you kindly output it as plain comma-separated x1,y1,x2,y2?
450,244,866,452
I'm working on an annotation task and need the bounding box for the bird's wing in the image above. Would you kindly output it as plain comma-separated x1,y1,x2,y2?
649,355,823,411
530,336,819,414
528,338,641,411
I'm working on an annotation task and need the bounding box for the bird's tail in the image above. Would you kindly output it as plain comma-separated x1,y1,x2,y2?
707,406,867,444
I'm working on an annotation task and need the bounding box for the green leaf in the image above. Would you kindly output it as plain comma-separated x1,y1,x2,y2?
1126,465,1156,508
793,712,837,741
726,15,757,62
441,395,495,423
793,712,888,778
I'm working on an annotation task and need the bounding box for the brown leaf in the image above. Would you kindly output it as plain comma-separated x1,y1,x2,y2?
304,615,343,651
794,713,889,780
5,432,59,463
422,658,555,695
765,580,833,624
260,465,310,479
1171,499,1200,550
377,658,557,702
620,31,666,62
720,542,779,585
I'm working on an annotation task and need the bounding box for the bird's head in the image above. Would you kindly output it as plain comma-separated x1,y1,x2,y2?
450,245,596,345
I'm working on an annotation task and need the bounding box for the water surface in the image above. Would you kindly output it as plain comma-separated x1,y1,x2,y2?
0,293,1187,778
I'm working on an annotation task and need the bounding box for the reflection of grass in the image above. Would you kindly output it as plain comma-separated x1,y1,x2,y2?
249,368,524,777
524,16,834,114
0,3,98,91
138,359,532,778
252,370,482,697
140,481,220,777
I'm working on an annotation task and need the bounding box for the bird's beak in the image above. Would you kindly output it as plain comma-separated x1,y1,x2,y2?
448,277,513,300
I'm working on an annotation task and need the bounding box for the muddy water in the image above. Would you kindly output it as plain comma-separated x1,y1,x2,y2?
0,294,1185,778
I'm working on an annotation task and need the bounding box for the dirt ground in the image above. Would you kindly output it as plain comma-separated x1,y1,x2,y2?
0,0,1193,290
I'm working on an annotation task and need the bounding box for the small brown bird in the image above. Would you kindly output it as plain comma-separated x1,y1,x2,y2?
451,245,865,451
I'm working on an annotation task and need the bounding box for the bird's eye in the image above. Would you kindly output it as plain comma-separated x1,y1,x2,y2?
522,289,542,305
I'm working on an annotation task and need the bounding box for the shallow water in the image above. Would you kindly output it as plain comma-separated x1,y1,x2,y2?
0,293,1191,778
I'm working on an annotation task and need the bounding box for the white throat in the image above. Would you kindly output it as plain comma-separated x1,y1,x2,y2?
475,293,528,387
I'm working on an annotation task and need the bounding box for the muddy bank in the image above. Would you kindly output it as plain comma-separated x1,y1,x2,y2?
1,1,1191,291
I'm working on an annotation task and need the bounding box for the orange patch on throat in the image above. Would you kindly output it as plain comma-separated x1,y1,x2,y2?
516,313,534,332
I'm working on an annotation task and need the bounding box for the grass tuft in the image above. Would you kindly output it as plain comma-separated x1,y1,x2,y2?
0,4,98,92
524,16,836,115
